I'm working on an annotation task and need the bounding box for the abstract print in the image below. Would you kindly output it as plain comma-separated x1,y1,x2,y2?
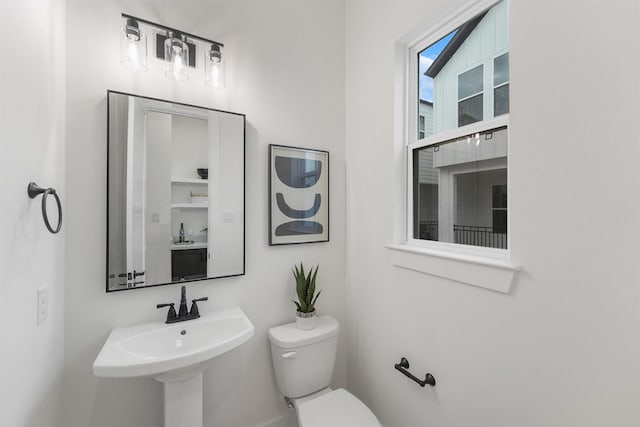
269,145,329,245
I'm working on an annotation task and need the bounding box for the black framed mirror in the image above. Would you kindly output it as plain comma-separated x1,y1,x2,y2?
106,90,245,292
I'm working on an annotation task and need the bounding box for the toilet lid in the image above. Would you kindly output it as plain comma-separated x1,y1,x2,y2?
297,388,380,427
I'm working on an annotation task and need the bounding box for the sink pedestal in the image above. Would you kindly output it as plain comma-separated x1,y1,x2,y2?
159,371,204,427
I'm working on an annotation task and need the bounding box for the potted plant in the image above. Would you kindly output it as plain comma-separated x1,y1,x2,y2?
292,263,321,330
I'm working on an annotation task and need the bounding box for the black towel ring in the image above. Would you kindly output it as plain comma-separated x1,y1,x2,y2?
27,182,63,234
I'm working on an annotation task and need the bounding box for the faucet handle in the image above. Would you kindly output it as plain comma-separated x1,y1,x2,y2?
156,303,174,308
189,297,208,317
157,303,177,323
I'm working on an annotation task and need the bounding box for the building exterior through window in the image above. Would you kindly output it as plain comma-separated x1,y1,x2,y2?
413,0,508,249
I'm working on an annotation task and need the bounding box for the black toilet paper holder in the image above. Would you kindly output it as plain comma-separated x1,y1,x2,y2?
394,357,436,387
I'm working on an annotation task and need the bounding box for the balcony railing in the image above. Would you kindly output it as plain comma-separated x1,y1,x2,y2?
418,220,439,241
454,225,506,249
418,221,507,249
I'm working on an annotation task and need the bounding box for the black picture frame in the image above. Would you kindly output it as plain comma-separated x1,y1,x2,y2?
268,145,329,245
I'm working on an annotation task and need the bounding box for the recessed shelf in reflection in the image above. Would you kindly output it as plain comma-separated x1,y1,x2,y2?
171,178,209,185
171,203,208,209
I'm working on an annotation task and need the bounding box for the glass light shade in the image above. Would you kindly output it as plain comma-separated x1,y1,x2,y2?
164,36,189,81
120,23,147,72
204,45,225,88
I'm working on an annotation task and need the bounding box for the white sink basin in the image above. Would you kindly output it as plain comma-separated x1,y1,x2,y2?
93,306,254,380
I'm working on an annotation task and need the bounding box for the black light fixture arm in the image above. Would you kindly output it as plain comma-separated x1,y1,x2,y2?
394,357,436,387
121,13,224,47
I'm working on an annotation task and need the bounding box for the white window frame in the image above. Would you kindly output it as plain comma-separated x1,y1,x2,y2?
387,0,519,293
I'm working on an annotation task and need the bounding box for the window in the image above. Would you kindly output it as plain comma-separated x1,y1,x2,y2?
418,100,433,139
458,65,483,126
411,0,509,251
494,53,509,116
389,0,518,293
492,184,507,233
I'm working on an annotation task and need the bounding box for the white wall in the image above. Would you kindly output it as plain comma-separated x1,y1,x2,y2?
171,115,208,181
0,1,66,426
209,113,245,277
63,1,345,426
346,1,640,426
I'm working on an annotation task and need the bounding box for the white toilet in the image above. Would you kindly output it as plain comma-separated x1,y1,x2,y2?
268,315,380,427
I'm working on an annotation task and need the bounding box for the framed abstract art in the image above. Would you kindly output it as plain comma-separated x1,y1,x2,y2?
268,145,329,245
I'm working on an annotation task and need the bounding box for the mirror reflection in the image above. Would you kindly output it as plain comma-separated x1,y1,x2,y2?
107,91,245,292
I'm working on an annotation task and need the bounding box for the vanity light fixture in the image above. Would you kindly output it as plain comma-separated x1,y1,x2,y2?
119,13,225,87
120,18,148,72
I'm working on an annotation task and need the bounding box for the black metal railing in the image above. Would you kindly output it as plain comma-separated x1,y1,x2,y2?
418,220,439,241
418,221,507,249
454,225,506,249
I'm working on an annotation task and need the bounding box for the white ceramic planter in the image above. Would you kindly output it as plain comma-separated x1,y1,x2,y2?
296,311,317,330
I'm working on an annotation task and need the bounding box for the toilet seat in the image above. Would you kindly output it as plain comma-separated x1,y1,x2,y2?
296,388,380,427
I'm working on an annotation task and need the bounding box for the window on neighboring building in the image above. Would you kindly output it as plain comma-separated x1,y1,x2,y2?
458,65,483,126
411,0,508,251
494,53,509,116
492,184,507,233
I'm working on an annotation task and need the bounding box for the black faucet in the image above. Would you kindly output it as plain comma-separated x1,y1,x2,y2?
178,286,189,317
157,285,208,324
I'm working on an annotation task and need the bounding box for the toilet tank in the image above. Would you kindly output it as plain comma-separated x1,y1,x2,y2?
268,316,339,398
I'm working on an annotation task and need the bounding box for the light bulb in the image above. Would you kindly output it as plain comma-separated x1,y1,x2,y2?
127,42,139,65
210,66,220,80
172,47,184,76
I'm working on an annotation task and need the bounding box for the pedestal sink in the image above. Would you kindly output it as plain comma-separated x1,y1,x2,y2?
93,306,254,427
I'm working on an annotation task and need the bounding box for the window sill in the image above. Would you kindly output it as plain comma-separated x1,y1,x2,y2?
385,244,520,293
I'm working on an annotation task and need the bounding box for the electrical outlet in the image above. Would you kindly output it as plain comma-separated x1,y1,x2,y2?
37,286,48,325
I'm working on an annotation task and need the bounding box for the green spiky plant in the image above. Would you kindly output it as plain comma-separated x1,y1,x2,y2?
292,263,321,314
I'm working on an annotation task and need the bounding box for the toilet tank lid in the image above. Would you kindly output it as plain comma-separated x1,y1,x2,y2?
268,315,339,349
